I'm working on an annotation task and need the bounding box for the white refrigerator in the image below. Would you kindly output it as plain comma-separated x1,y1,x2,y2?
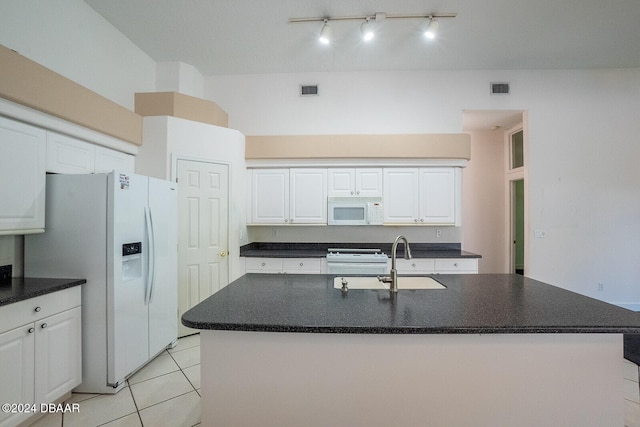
25,172,178,393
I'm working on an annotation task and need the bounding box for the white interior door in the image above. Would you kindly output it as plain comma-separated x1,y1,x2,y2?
177,160,229,337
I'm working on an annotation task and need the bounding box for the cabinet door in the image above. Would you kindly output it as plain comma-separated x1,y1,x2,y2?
434,258,478,274
383,168,419,224
95,146,135,173
396,258,435,274
0,117,46,234
46,131,95,174
244,257,283,273
0,325,35,427
34,307,82,404
290,169,327,224
327,169,355,197
355,168,383,197
419,168,456,224
282,258,322,274
251,169,289,224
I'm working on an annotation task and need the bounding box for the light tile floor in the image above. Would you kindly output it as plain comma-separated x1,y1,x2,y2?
626,358,640,427
29,334,201,427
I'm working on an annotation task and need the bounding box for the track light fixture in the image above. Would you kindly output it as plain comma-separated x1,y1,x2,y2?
319,19,331,44
290,12,455,45
424,18,439,39
361,17,374,41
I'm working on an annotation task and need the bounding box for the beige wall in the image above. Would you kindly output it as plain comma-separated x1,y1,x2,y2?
0,44,142,145
246,134,470,159
462,130,506,273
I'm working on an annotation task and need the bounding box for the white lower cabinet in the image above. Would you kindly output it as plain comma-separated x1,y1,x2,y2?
434,258,478,274
395,258,478,274
395,258,435,274
0,287,81,427
243,258,323,274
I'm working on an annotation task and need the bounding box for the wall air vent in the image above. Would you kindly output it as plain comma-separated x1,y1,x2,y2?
490,82,510,95
300,84,319,96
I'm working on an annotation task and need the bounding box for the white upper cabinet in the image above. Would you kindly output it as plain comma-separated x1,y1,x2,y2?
290,169,327,224
46,131,95,174
250,169,289,224
0,116,46,234
47,131,134,174
328,168,382,197
249,168,327,225
384,167,459,225
94,145,135,173
419,168,456,224
383,168,420,223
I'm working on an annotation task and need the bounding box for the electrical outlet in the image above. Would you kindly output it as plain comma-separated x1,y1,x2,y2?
0,264,12,280
534,230,546,238
597,283,604,292
436,229,442,238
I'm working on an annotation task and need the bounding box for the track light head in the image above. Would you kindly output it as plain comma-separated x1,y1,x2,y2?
319,20,331,44
361,18,374,41
424,18,439,39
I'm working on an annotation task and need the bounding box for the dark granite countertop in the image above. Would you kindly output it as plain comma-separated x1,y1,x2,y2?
239,242,481,259
182,273,640,334
0,277,86,307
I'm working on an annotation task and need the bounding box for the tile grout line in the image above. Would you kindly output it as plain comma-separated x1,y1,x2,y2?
167,346,200,393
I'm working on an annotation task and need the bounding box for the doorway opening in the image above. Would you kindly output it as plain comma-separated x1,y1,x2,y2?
512,179,525,275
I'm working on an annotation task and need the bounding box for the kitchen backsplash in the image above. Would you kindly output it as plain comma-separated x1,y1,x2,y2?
246,225,461,244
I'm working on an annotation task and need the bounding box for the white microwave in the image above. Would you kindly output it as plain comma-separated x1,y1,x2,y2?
327,197,384,225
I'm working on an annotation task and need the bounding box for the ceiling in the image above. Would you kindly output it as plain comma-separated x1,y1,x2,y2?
85,0,640,76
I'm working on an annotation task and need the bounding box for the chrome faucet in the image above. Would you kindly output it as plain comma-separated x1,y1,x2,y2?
379,235,412,292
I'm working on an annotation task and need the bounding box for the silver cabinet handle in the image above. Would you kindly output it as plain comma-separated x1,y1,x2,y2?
28,327,35,334
40,323,47,329
454,263,459,267
299,263,303,267
34,306,41,312
414,219,418,223
420,218,424,222
261,262,266,267
412,263,416,268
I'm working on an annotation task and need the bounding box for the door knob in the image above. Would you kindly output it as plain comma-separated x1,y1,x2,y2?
219,251,227,257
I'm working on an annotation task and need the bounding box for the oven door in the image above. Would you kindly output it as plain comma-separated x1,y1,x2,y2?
326,262,388,275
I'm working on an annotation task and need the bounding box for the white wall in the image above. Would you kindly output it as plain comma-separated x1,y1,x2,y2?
137,116,247,281
156,62,205,99
206,68,640,307
0,0,156,110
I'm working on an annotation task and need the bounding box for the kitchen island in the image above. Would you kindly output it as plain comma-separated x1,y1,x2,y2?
182,273,640,426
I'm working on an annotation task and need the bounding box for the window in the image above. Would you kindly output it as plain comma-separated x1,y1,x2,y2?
510,129,524,169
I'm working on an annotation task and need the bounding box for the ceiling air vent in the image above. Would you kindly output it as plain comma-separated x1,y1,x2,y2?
300,84,319,96
490,82,510,95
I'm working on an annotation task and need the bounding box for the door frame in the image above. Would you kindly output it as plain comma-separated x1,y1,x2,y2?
504,118,529,275
172,155,231,336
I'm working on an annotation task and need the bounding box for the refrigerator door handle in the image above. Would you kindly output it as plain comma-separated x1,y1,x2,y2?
144,205,156,304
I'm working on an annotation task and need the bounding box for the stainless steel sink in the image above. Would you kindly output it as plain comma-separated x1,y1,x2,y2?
333,276,446,290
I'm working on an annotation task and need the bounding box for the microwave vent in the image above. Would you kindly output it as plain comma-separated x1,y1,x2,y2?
300,84,319,96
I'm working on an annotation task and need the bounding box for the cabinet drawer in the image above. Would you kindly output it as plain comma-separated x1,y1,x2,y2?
0,287,81,333
434,258,478,273
245,258,283,273
396,258,435,274
282,258,322,274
